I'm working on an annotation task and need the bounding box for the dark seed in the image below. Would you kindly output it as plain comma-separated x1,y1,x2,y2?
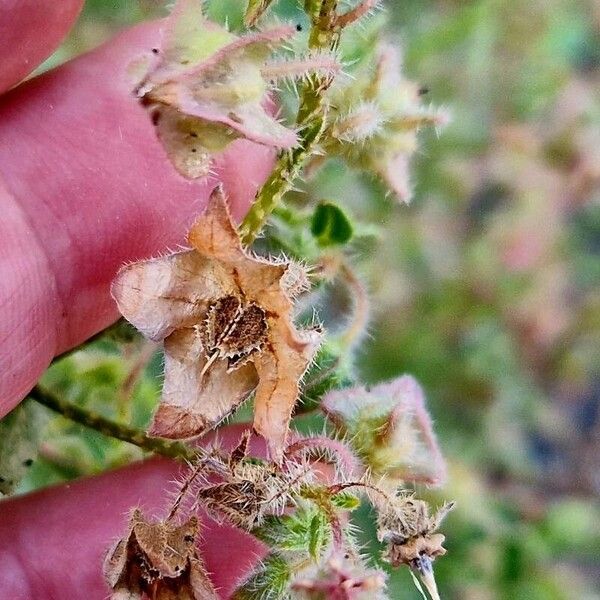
151,110,161,126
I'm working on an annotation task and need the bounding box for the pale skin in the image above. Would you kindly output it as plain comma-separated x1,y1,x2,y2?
0,2,274,596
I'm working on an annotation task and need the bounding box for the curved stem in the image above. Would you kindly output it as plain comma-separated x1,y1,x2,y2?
29,385,200,463
166,459,206,521
327,480,395,512
286,436,362,477
334,0,380,28
238,0,341,245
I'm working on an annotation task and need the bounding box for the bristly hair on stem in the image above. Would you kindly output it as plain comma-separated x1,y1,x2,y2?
28,385,201,463
239,0,344,245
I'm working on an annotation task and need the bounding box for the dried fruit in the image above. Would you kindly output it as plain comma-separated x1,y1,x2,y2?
377,496,454,600
196,432,309,529
112,186,321,460
103,510,217,600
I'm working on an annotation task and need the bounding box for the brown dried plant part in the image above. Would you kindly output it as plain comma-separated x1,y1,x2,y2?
377,496,454,600
103,510,218,600
111,186,321,460
194,432,310,530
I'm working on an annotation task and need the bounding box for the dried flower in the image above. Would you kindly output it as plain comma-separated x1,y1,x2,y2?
322,42,449,203
292,553,387,600
196,432,310,529
377,496,454,600
103,510,217,600
112,187,321,460
132,0,337,179
323,376,447,486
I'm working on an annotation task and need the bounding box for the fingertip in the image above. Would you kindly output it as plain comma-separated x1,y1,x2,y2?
0,0,84,94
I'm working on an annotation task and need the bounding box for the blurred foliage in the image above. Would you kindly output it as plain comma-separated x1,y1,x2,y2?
5,0,600,598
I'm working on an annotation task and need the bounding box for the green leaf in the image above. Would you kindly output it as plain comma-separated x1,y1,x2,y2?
331,491,361,510
233,554,291,600
308,512,326,560
311,201,354,246
302,343,354,412
0,400,46,495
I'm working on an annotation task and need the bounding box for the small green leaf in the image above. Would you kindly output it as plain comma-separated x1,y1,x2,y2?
308,512,326,560
311,201,354,246
331,491,361,510
233,554,291,600
302,344,353,409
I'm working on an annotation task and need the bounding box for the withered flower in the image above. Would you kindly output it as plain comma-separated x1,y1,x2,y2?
377,496,454,600
322,42,449,203
132,0,338,178
196,432,308,529
103,510,217,600
292,553,387,600
112,187,321,460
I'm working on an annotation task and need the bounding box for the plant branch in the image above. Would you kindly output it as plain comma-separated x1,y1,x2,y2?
29,385,200,463
238,0,341,245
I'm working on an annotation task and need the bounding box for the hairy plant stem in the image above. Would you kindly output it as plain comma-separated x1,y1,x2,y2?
238,0,341,245
29,385,200,463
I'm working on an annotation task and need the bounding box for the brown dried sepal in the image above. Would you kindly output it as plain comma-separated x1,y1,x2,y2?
377,497,454,567
384,533,446,568
194,433,305,530
111,186,322,461
103,510,218,600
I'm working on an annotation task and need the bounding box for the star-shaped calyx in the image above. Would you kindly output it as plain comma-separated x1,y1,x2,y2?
377,497,454,600
131,0,338,179
103,510,217,600
111,186,321,460
323,42,449,203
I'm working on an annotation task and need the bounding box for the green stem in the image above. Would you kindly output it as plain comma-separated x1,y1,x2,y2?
29,385,200,463
238,0,341,245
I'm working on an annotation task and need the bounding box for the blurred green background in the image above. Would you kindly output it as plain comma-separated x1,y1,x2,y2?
8,0,600,598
